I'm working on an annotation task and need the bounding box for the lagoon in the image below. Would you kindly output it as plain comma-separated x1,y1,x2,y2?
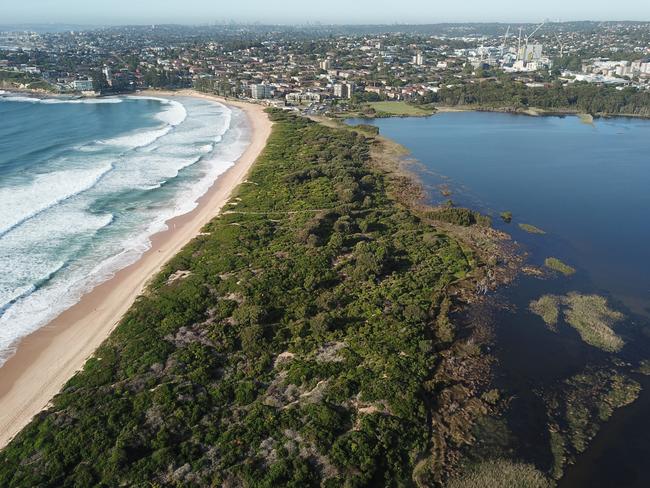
349,112,650,487
351,112,650,316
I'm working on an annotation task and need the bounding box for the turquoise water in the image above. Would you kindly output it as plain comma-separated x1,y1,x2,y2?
348,113,650,487
0,94,249,364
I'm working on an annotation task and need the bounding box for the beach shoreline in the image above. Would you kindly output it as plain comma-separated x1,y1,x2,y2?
0,90,273,449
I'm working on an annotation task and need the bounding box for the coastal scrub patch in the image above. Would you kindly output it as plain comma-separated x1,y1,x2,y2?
519,223,546,234
426,207,491,227
544,257,576,276
529,293,624,352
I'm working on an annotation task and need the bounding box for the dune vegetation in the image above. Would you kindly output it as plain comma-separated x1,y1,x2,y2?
0,110,510,487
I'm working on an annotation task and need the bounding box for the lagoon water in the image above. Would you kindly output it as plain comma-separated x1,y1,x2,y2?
0,94,249,366
352,112,650,316
349,112,650,487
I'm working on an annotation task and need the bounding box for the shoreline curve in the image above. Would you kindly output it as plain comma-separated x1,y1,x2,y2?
0,90,273,449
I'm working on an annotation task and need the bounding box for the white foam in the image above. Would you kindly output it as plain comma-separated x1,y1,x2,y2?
0,164,113,236
0,209,114,360
102,98,187,150
0,97,252,367
127,96,188,127
0,95,123,105
155,99,188,126
104,126,172,149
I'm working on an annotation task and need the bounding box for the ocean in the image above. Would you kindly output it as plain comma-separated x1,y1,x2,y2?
0,94,250,366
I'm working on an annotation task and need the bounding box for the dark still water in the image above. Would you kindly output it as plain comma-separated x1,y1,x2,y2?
352,112,650,316
348,112,650,487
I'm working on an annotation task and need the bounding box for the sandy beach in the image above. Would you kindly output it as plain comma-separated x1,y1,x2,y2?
0,91,272,448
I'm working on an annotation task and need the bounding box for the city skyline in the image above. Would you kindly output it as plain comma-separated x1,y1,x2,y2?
2,0,650,25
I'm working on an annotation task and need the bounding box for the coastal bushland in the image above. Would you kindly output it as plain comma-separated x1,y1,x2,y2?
419,80,650,117
0,110,509,487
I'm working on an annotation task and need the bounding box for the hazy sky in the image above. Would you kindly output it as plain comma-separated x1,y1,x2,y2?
3,0,649,25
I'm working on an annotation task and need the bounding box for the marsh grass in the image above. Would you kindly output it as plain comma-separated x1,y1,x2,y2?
519,223,546,234
636,359,650,376
544,257,576,276
447,459,551,488
547,368,640,477
564,293,625,352
529,293,624,352
529,295,561,329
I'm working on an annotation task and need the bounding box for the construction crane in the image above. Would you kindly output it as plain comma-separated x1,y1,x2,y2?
554,32,565,58
501,26,511,57
517,22,545,61
524,22,545,52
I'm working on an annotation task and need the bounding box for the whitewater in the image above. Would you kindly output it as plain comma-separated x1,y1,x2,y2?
0,94,250,366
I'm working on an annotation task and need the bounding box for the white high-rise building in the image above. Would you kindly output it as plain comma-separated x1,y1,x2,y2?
334,82,355,99
102,66,112,86
251,84,272,99
71,79,94,91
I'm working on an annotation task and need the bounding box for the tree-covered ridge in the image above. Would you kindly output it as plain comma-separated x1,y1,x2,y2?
0,111,500,487
423,80,650,117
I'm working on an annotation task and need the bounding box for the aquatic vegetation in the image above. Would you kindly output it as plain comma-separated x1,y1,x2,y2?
636,359,650,376
546,368,640,479
439,184,452,197
578,113,594,124
500,211,512,223
519,223,546,234
447,459,551,488
544,257,576,276
529,293,624,352
564,293,625,352
529,295,561,329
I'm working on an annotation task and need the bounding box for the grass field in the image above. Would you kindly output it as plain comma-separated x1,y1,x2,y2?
367,101,434,116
